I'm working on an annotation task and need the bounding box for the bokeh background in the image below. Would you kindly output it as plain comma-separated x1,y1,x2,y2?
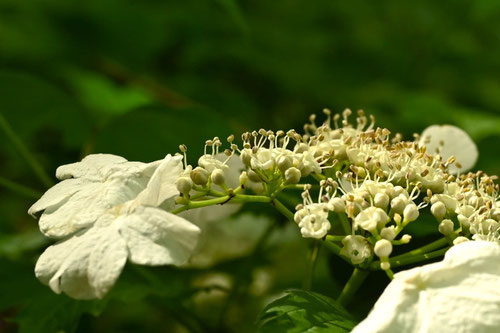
2,1,500,332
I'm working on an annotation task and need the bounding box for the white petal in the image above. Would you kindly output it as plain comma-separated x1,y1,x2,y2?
56,154,128,180
186,213,271,268
38,180,140,238
119,206,200,266
133,155,183,208
420,125,478,173
218,153,244,189
87,224,128,299
35,222,127,300
353,241,500,333
28,178,86,217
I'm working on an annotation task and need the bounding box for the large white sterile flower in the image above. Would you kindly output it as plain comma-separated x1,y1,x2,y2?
352,241,500,333
31,154,200,299
420,124,478,173
28,154,177,238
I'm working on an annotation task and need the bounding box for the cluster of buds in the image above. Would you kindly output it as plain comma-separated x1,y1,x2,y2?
177,108,491,273
175,136,240,199
294,179,339,238
238,128,329,188
428,170,500,242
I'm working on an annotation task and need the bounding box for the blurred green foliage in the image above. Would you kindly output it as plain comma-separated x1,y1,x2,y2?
1,0,500,332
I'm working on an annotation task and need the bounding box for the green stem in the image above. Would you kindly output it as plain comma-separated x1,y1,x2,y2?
390,237,449,261
303,240,320,290
170,194,272,214
284,184,320,190
322,240,352,266
271,197,294,221
0,113,53,188
233,194,272,203
325,235,346,242
337,268,370,307
370,247,449,270
0,176,43,199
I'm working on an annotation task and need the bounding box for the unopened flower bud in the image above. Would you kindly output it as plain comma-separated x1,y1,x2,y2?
298,163,313,177
380,226,396,241
294,143,309,153
457,214,470,227
380,262,391,271
176,177,192,194
285,167,301,184
453,236,469,245
374,193,390,209
439,219,455,236
247,170,262,183
391,196,406,214
211,169,226,186
239,171,248,186
277,155,293,172
374,239,393,257
431,201,446,221
329,197,346,213
391,186,405,198
401,234,412,243
393,213,402,225
190,167,209,186
403,203,419,222
240,150,252,167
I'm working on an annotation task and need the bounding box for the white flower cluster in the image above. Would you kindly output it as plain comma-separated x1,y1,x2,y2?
229,109,488,270
29,154,200,299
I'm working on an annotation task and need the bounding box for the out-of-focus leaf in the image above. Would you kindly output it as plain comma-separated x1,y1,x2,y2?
215,0,249,34
0,230,47,260
454,110,500,141
65,69,153,116
257,289,357,332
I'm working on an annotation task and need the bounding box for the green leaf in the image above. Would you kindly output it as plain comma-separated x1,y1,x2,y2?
0,230,48,260
65,69,153,116
257,289,357,333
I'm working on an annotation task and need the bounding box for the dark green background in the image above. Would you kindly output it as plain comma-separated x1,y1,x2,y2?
1,1,500,332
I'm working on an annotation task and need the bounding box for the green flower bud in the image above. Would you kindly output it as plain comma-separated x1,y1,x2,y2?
176,177,192,195
211,169,226,186
247,170,262,183
277,155,293,172
285,167,301,184
190,167,209,186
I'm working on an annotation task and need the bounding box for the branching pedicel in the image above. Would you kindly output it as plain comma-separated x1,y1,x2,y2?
30,109,499,307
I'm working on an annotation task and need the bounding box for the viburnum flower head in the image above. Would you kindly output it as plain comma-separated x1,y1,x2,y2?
29,154,200,299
